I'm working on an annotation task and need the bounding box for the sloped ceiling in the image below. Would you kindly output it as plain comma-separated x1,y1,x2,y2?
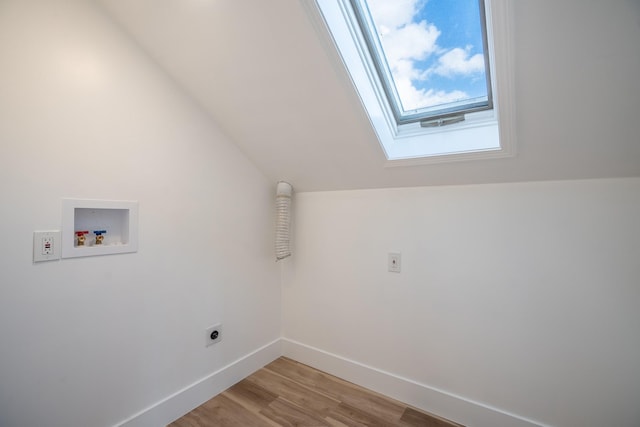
96,0,640,191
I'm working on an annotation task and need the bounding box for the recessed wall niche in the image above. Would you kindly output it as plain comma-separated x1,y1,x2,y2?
61,199,139,258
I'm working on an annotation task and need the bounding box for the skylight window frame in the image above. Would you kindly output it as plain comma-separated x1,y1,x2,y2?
349,0,494,126
309,0,516,165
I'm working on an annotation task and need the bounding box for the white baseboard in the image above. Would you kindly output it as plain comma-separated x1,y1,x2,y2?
114,339,282,427
282,338,547,427
114,338,547,427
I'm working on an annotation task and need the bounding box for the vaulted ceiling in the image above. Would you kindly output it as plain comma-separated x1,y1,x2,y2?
97,0,640,191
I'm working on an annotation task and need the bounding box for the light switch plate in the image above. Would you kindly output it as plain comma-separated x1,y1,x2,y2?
33,230,61,262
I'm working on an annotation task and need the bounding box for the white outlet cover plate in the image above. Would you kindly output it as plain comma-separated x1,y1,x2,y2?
33,230,61,262
388,253,401,273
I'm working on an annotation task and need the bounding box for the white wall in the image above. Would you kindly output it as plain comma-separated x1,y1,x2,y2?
0,1,280,426
1,2,638,427
282,178,640,427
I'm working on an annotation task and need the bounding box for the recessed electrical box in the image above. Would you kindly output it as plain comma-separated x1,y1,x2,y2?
61,199,138,258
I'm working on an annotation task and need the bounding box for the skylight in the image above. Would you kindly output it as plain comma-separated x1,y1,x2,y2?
312,0,516,164
351,0,492,125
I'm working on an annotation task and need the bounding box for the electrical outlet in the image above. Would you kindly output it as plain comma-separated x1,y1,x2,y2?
388,253,401,273
33,230,61,262
205,323,223,347
42,236,53,255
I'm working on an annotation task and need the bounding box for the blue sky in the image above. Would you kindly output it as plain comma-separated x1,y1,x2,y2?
364,0,488,112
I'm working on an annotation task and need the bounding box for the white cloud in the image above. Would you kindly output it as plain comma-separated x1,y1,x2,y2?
366,0,477,111
392,58,465,111
368,2,441,111
395,77,467,111
368,0,437,66
367,0,420,31
430,47,485,77
381,21,440,65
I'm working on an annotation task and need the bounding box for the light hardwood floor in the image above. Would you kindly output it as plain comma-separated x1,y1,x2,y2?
169,357,463,427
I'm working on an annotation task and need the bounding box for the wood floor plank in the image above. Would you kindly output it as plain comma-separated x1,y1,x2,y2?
168,357,465,427
330,402,400,427
223,379,278,414
324,417,355,427
266,358,406,424
260,397,331,427
338,390,405,425
264,357,343,399
400,407,464,427
266,358,396,409
248,366,341,417
168,393,274,427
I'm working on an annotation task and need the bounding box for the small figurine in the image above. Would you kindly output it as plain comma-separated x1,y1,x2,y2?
75,231,88,246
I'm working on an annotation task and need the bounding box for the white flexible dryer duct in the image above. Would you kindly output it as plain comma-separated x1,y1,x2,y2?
275,181,293,261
